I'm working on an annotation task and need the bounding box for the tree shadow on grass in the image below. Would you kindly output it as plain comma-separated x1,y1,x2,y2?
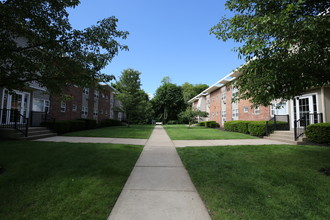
0,141,142,220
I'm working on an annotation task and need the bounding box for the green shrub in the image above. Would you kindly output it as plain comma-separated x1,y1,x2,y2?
224,121,243,132
237,121,250,134
99,119,122,127
198,121,205,126
210,122,220,128
306,123,330,144
77,118,97,129
45,120,86,134
248,121,267,136
167,120,179,124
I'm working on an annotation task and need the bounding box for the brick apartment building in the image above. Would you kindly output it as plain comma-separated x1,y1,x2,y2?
189,68,330,129
50,84,124,122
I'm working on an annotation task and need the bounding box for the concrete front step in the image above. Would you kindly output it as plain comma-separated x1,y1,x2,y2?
0,127,57,140
265,130,303,145
264,136,299,145
24,132,58,140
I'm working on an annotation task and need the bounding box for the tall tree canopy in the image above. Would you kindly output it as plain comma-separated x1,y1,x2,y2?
181,82,209,103
211,0,330,106
152,77,185,123
0,0,128,94
113,69,150,126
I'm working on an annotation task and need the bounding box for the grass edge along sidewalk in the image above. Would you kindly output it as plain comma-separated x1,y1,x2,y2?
0,141,143,220
64,124,155,139
164,124,258,140
177,144,330,220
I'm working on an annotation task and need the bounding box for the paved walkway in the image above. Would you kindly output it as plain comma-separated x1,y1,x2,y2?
107,125,211,220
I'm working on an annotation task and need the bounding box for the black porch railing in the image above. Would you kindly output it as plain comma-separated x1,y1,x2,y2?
30,111,55,127
0,109,29,137
266,115,290,136
294,113,323,141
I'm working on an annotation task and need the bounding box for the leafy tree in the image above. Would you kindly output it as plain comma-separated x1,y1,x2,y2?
181,82,209,103
152,77,185,123
178,108,208,128
210,0,330,106
113,69,148,127
0,0,128,94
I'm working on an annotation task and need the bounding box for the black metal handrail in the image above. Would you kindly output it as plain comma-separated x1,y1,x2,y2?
30,111,56,127
266,115,290,136
265,117,275,136
294,113,323,141
0,109,29,137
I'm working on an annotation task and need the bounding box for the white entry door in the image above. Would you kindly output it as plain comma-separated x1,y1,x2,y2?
1,89,30,124
294,94,318,127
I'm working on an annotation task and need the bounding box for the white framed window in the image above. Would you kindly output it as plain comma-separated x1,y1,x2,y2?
60,102,66,112
244,107,249,113
232,109,238,117
271,103,287,116
101,93,105,98
83,88,89,95
94,90,99,98
72,104,77,112
232,87,239,97
254,106,260,115
222,110,226,121
221,92,226,100
32,98,50,113
93,108,98,116
82,106,88,117
216,111,218,116
45,100,50,113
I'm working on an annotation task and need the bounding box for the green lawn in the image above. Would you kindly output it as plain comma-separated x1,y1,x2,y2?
177,145,330,220
163,124,258,140
0,141,143,220
64,124,155,139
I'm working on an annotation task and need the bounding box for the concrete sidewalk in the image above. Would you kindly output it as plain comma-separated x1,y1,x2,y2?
34,136,147,146
108,125,211,220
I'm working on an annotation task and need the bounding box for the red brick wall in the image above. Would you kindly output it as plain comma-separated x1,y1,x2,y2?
50,86,82,120
209,89,221,124
98,86,111,121
237,99,271,121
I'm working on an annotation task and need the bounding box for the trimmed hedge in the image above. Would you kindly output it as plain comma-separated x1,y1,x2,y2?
198,121,219,128
77,118,97,129
99,119,122,127
43,120,86,134
224,120,289,136
224,121,244,132
237,121,250,134
306,123,330,144
248,121,267,136
197,121,205,126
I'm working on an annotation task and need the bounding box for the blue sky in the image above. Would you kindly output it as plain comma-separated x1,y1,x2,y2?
68,0,244,96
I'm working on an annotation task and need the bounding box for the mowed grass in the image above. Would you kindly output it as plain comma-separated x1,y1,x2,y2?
163,124,257,140
177,145,330,220
0,141,143,220
64,124,155,139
